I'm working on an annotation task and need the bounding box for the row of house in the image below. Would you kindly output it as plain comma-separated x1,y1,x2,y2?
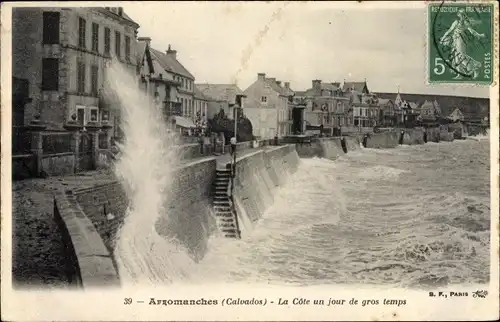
12,6,474,149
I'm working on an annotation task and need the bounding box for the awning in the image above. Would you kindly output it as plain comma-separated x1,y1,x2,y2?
173,116,196,128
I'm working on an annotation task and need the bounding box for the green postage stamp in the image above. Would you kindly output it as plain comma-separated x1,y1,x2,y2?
428,1,494,84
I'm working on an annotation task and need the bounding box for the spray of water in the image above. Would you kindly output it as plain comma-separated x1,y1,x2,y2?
104,60,196,286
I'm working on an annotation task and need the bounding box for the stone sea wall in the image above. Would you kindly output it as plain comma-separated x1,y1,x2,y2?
295,136,360,160
294,127,455,160
232,145,300,233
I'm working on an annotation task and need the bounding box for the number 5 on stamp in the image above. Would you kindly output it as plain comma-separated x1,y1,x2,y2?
428,2,494,84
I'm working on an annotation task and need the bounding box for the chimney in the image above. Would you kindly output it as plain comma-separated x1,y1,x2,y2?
257,73,266,81
312,79,321,90
137,37,151,45
284,82,290,89
267,77,276,82
276,81,282,87
166,44,177,60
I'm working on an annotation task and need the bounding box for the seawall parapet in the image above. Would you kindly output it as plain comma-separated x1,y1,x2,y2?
294,137,360,160
232,145,300,232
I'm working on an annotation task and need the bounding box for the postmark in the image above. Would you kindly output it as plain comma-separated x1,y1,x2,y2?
428,1,494,84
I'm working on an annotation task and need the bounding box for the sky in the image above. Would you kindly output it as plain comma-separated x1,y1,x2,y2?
122,1,490,98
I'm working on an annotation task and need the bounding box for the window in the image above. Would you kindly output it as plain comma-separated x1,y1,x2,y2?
41,58,59,90
77,61,86,93
43,12,60,44
125,36,130,60
90,108,98,122
104,28,111,55
91,65,98,95
115,31,121,57
78,17,86,48
91,22,99,52
77,106,86,126
261,96,267,103
76,106,99,125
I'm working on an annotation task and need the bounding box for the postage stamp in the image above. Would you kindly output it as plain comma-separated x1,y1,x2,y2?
1,1,499,322
428,2,494,84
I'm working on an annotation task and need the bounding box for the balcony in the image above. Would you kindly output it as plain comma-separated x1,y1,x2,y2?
163,101,182,117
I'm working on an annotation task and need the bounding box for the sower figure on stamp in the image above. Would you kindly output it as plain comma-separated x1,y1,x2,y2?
439,9,485,79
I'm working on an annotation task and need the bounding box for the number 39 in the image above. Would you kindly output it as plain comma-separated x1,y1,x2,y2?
433,57,446,75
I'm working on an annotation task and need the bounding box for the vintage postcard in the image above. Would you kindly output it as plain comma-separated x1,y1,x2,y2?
1,1,499,321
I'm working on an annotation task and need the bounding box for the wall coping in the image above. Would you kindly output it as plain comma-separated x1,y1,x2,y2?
53,185,120,289
235,144,294,164
42,152,74,158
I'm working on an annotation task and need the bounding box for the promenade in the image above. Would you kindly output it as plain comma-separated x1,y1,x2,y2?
11,145,268,287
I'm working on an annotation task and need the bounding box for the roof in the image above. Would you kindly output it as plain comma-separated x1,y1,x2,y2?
264,78,288,96
194,86,210,101
343,81,367,93
149,47,195,79
421,100,434,109
281,86,295,96
122,12,137,25
196,84,245,104
408,102,419,109
348,90,363,104
304,83,341,96
377,98,392,106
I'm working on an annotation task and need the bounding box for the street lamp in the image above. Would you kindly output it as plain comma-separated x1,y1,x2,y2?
233,104,239,142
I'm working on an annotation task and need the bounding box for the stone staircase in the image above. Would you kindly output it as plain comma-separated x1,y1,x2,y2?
213,169,241,239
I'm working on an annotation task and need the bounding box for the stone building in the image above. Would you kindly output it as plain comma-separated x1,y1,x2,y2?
196,84,246,120
148,45,196,121
243,73,293,138
193,86,209,128
448,108,465,122
342,80,379,129
136,37,182,121
377,98,396,127
419,100,441,121
295,80,350,135
12,7,139,136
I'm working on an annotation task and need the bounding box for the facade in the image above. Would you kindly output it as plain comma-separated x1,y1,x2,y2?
193,86,209,127
377,98,396,126
243,73,293,137
136,37,181,121
12,7,139,136
394,92,417,125
196,84,246,120
297,80,350,134
448,108,465,122
243,97,278,139
419,100,441,121
148,45,196,121
343,81,378,128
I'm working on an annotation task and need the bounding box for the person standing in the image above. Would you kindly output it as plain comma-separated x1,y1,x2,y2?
230,136,237,155
198,131,205,155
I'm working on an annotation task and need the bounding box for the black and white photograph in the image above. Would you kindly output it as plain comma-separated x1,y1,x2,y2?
1,1,498,321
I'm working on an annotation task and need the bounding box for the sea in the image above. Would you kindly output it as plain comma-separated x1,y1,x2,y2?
191,138,491,289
